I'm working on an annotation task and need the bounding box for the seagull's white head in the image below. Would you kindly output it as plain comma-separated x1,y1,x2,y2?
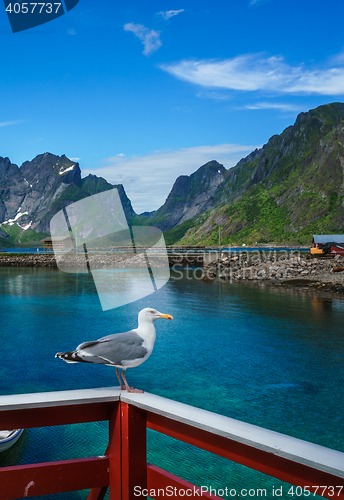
138,307,173,325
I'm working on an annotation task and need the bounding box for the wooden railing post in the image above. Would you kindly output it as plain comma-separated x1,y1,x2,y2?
87,485,109,500
108,400,122,500
121,402,147,500
108,400,147,500
87,445,110,500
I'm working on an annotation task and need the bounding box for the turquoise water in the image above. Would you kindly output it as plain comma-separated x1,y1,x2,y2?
0,267,343,499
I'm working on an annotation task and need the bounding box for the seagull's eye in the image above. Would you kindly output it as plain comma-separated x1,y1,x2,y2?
150,310,155,314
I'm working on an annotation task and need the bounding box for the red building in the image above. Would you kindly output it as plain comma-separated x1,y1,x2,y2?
312,235,344,255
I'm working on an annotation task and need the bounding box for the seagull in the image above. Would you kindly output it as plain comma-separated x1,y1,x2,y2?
55,307,173,393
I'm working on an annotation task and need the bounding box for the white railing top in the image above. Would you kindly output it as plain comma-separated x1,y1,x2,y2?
0,387,343,479
122,391,344,479
0,386,121,411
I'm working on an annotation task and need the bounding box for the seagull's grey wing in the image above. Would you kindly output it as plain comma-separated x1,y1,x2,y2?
78,331,147,366
97,328,137,342
76,328,138,351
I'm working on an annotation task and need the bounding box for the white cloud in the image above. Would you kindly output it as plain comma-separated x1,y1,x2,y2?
0,120,23,127
157,9,185,20
328,49,344,65
249,0,271,5
249,0,274,7
196,90,232,100
81,144,259,213
28,137,43,144
67,29,76,35
161,53,344,95
243,102,304,112
124,23,162,56
69,157,80,161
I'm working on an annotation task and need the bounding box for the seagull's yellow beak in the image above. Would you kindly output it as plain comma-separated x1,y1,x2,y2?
158,313,173,320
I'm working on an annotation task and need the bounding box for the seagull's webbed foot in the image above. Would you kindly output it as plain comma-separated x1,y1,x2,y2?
121,369,144,394
127,387,144,394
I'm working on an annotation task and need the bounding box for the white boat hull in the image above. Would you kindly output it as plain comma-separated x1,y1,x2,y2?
0,429,24,452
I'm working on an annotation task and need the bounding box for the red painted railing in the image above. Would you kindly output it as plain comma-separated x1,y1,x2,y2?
0,388,343,499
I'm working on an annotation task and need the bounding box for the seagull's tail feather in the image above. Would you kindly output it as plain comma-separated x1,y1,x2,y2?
55,350,111,365
56,350,87,364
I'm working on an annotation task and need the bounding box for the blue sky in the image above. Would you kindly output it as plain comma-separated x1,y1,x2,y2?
2,0,344,212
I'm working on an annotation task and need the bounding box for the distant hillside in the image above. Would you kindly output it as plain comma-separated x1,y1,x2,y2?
2,102,344,248
133,160,226,231
164,102,344,246
0,153,134,247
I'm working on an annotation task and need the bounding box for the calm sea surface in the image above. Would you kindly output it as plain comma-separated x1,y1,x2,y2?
0,267,343,499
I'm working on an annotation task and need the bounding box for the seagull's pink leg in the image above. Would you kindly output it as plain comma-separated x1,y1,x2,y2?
116,368,125,390
121,369,144,394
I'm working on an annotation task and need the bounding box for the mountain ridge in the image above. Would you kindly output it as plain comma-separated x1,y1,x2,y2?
133,160,226,230
0,152,135,246
2,102,344,247
171,102,344,246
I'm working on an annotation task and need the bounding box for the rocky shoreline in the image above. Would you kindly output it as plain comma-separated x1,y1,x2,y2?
202,251,344,294
0,252,168,269
0,253,57,267
1,251,344,295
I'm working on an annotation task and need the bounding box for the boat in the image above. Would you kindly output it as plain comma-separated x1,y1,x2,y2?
0,429,24,452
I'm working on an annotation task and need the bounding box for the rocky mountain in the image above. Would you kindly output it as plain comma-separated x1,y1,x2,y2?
171,102,344,246
132,102,344,246
2,102,344,248
133,160,226,231
0,152,134,246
